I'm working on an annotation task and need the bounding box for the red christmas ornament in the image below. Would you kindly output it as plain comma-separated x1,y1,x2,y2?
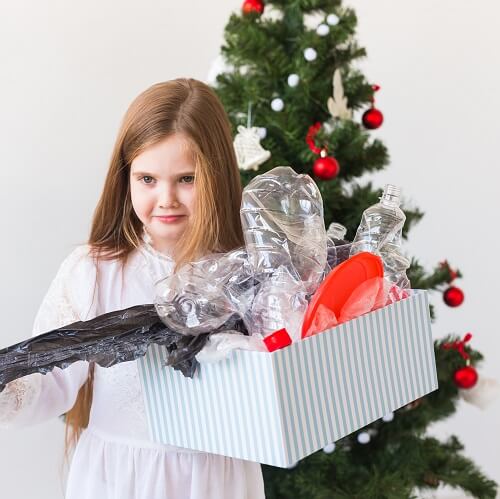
306,122,340,180
313,155,340,180
453,365,478,389
362,108,384,129
443,286,464,307
242,0,264,15
362,84,384,130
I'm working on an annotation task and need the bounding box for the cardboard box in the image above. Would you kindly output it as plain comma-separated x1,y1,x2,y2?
137,290,438,468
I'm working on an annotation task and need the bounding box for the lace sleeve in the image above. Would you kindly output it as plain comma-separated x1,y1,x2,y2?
0,245,99,429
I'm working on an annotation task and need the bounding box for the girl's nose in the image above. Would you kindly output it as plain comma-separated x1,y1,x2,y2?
158,185,180,209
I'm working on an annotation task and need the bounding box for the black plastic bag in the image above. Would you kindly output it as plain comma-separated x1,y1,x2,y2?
0,304,248,392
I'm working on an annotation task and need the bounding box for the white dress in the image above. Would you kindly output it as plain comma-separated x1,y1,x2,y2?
0,238,265,499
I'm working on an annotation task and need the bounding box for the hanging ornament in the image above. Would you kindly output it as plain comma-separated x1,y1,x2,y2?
454,365,478,389
460,377,500,409
362,84,384,130
322,443,336,454
304,47,317,61
357,432,370,444
327,69,352,120
233,102,271,171
316,23,330,36
257,127,267,139
271,97,284,112
439,260,464,307
326,13,339,26
234,126,271,171
362,108,384,129
242,0,264,15
313,154,340,180
287,74,300,87
306,122,340,180
382,412,394,422
443,286,464,307
443,333,479,390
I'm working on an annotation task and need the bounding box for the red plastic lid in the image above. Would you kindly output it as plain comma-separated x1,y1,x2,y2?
301,252,383,338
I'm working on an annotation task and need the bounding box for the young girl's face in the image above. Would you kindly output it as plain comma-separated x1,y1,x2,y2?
130,133,196,256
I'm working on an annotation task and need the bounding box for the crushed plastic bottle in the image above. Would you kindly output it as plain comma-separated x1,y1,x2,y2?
240,166,327,295
349,184,410,289
249,265,309,342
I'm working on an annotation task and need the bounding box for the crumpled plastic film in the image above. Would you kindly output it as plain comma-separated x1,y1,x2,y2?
0,304,249,390
195,331,268,364
154,248,258,337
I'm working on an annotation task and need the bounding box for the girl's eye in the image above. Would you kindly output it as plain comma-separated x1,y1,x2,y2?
181,175,195,184
140,176,155,185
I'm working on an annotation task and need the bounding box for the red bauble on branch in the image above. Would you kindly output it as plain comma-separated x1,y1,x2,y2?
313,154,340,180
362,108,384,129
242,0,264,15
443,333,479,389
443,285,464,307
362,84,384,130
454,365,478,389
306,122,340,180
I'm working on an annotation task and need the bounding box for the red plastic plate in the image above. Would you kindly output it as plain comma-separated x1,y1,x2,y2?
301,252,384,338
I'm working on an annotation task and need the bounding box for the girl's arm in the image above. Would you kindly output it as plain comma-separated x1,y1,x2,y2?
0,245,99,429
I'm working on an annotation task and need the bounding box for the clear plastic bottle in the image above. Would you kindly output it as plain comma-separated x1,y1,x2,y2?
240,166,327,295
349,184,410,288
326,222,351,270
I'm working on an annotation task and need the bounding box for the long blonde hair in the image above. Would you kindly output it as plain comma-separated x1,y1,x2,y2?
64,78,244,456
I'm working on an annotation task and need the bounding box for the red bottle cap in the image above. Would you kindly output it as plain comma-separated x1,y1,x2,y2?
263,328,292,352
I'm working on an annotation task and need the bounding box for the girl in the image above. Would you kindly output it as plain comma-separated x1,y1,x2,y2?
0,78,266,499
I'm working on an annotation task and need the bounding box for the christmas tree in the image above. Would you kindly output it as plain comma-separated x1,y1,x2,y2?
210,1,498,498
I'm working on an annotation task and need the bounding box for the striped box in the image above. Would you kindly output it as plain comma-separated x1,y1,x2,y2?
137,290,438,468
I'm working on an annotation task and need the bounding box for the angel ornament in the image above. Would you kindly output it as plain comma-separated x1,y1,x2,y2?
233,125,271,171
327,68,352,120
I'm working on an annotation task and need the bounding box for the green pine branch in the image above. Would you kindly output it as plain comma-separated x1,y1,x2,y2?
214,1,496,497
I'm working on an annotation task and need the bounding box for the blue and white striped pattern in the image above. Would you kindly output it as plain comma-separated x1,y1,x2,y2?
137,290,438,468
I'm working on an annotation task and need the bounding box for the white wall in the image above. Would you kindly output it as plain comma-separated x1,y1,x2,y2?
0,1,498,497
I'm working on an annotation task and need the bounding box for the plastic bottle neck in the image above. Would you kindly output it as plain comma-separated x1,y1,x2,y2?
379,184,401,207
379,196,400,208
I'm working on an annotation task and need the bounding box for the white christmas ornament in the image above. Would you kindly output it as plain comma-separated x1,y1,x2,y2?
327,68,352,120
357,432,370,444
304,47,317,62
460,377,500,410
271,97,284,112
257,127,267,139
233,125,271,171
316,23,330,36
382,412,394,422
327,13,340,26
323,443,336,454
287,74,300,87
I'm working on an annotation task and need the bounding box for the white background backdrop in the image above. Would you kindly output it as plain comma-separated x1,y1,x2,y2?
0,1,498,497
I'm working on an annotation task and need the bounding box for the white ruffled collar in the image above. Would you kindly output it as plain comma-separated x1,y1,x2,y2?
138,228,174,263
